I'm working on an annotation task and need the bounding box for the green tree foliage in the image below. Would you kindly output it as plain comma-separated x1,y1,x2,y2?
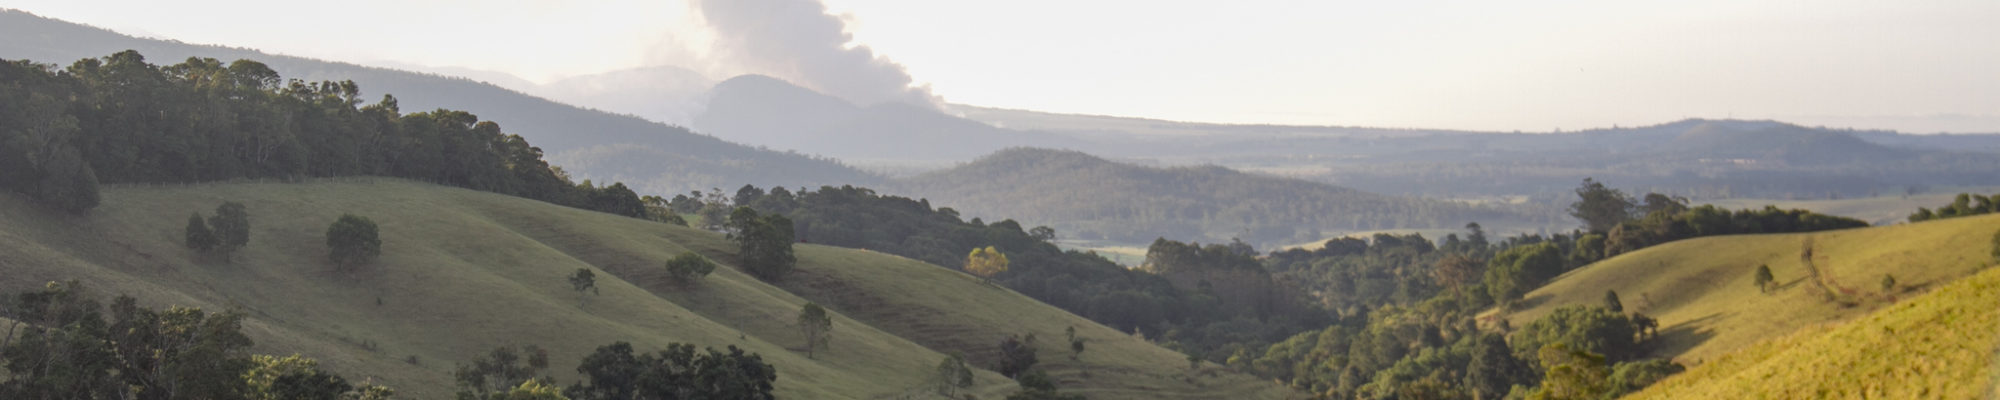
1527,343,1611,400
1602,204,1866,258
454,345,551,399
244,354,395,400
1880,274,1897,292
997,334,1039,378
1603,290,1623,313
566,342,777,400
495,380,568,400
186,211,219,252
1511,305,1638,366
726,207,796,281
1485,243,1565,307
1754,265,1776,294
0,281,388,399
663,251,717,283
931,354,975,397
1607,358,1684,397
210,201,252,258
568,269,599,308
797,302,833,359
0,52,653,218
1907,192,2000,222
1569,178,1636,233
326,214,382,268
1466,332,1537,400
1006,369,1087,400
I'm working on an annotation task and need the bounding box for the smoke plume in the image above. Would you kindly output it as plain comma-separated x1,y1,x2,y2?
690,0,939,108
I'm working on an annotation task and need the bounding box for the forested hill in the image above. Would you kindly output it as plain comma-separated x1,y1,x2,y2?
0,9,879,195
894,148,1561,246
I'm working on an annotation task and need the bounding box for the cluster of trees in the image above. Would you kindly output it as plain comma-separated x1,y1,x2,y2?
451,341,776,400
724,207,795,281
1907,192,2000,222
1570,178,1868,258
0,281,393,399
184,201,251,260
0,52,652,220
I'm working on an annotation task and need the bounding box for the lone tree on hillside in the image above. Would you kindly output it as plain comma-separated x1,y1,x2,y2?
325,214,382,268
1880,274,1897,292
185,212,218,252
931,353,975,397
1753,265,1776,294
210,201,251,260
1603,290,1623,313
797,302,833,359
965,246,1010,284
569,269,599,307
726,207,795,281
997,333,1039,378
664,251,718,283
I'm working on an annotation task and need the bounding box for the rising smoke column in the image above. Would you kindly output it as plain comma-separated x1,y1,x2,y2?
691,0,939,108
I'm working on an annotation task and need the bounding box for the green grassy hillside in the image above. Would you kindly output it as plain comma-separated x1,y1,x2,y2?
1625,261,2000,399
1487,214,2000,365
0,178,1286,399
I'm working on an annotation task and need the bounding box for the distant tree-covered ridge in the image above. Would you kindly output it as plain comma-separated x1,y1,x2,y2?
0,51,651,218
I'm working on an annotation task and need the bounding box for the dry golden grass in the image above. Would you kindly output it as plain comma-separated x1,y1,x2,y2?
1487,214,2000,366
1625,262,2000,399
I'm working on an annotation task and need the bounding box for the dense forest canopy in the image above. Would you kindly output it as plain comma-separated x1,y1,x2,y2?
0,51,651,218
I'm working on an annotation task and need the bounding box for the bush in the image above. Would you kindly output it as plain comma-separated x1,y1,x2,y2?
325,214,381,268
664,251,718,283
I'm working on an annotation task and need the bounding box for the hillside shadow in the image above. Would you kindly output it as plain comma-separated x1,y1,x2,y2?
1515,293,1555,310
1647,312,1727,361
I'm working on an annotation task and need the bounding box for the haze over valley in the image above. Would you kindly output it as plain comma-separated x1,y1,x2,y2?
1,2,1997,399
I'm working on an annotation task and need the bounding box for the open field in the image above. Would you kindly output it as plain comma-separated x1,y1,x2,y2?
0,178,1287,399
1486,213,2000,366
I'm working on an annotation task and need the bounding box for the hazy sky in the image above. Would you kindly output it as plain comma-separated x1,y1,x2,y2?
6,0,1996,132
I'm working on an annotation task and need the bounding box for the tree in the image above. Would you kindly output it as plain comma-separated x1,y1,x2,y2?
997,334,1039,378
1603,290,1623,313
932,354,975,397
965,246,1011,283
244,354,395,400
727,207,796,281
568,342,777,400
210,201,252,260
455,345,551,398
1465,333,1534,400
186,212,219,252
326,214,382,268
1527,343,1611,400
663,251,717,283
569,269,599,307
1753,265,1776,294
1006,369,1086,400
1511,305,1637,365
796,302,833,359
1065,326,1085,361
1569,178,1635,233
1607,359,1683,397
1880,274,1897,292
1029,226,1057,241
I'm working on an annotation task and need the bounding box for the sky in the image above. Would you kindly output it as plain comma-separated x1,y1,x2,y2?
5,0,1996,133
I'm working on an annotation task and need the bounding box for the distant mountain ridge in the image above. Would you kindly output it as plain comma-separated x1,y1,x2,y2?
0,9,878,196
893,148,1559,246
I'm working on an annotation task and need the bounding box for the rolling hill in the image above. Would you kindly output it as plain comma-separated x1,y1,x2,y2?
0,179,1288,399
0,9,878,196
893,147,1564,247
1487,213,2000,366
1625,262,2000,399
